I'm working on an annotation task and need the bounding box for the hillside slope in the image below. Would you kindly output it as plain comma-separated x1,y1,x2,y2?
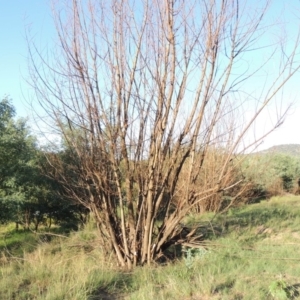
259,144,300,157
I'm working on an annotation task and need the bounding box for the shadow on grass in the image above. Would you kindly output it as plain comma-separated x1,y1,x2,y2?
220,205,295,230
287,283,300,299
211,279,235,294
0,225,72,257
0,231,38,256
88,272,132,300
182,200,299,244
88,289,120,300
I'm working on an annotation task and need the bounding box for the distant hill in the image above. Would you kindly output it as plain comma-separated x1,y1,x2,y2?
258,144,300,157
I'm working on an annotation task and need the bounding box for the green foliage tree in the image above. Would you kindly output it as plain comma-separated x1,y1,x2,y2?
0,97,85,230
242,153,300,197
0,97,32,224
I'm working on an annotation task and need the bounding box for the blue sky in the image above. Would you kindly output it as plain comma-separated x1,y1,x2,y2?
0,0,53,116
0,0,300,150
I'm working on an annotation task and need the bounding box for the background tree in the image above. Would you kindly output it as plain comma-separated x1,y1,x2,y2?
0,97,84,230
28,0,300,267
242,153,300,197
0,97,34,225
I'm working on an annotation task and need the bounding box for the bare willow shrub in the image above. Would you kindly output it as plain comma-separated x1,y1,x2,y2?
28,0,300,267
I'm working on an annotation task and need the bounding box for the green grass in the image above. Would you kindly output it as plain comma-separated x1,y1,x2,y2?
0,224,122,300
0,223,40,257
1,195,300,299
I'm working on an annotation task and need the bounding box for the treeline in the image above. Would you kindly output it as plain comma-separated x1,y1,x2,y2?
1,97,300,232
242,153,300,198
0,98,88,231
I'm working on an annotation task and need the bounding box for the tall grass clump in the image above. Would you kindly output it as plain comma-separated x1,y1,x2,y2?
0,222,122,300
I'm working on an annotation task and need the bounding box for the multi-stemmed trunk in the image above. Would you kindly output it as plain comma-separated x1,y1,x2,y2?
28,0,300,267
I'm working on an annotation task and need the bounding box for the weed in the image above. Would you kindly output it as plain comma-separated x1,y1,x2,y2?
183,247,209,269
269,277,291,300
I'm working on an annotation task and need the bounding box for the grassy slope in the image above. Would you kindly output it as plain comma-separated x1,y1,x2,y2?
1,195,300,299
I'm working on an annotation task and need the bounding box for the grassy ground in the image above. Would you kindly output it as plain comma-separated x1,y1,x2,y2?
1,195,300,299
